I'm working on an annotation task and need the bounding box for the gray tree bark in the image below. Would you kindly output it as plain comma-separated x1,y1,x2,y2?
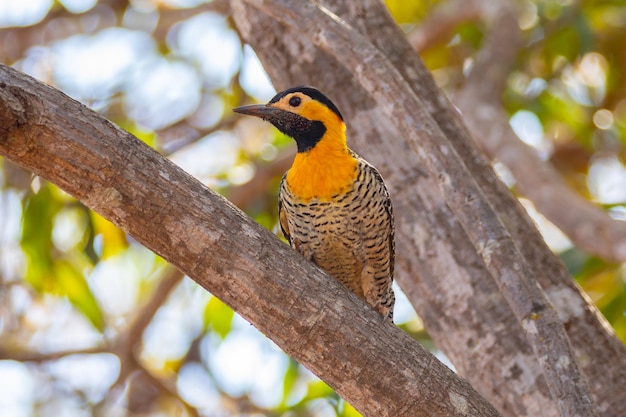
230,1,625,416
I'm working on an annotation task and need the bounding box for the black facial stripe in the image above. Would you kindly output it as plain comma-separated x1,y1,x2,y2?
265,109,326,153
269,86,343,121
295,120,326,153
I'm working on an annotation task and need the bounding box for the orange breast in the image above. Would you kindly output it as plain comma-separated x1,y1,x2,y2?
285,123,358,202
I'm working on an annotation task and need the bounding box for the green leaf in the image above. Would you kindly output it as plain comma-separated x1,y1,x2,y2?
385,0,437,24
90,211,128,259
338,400,363,417
281,358,300,407
55,260,105,331
21,183,104,331
117,120,157,148
253,211,276,230
305,380,334,401
21,183,62,292
203,296,235,338
612,313,626,343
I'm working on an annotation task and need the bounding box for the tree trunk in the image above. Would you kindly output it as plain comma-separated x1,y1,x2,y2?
230,1,625,416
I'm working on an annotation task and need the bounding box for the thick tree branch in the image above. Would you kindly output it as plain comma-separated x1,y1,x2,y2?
231,1,606,416
454,2,626,263
0,64,501,417
447,5,626,412
251,3,551,414
233,1,625,415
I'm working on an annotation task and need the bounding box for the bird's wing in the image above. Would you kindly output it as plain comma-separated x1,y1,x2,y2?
370,165,395,280
278,174,291,244
384,188,395,280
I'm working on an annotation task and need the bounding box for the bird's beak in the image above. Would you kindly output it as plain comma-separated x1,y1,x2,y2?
233,104,278,119
233,104,308,145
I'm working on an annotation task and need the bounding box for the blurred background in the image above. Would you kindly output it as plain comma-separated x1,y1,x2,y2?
0,0,625,416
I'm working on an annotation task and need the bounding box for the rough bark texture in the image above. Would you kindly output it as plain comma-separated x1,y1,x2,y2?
452,4,626,414
231,0,626,416
0,64,503,417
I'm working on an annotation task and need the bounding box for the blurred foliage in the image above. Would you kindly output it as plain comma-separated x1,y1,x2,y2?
21,182,105,330
0,0,625,416
203,295,234,338
386,0,437,24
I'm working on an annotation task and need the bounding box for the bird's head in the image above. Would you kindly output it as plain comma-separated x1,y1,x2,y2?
234,86,345,153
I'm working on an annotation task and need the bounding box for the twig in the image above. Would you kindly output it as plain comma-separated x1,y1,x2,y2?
152,0,230,43
0,345,107,362
133,365,201,417
0,267,185,407
0,268,182,365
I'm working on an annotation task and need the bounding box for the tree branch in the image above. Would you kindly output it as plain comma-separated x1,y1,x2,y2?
152,0,231,44
159,115,239,155
289,1,625,415
447,4,626,412
231,1,603,416
245,2,551,414
454,1,626,263
0,345,107,363
0,64,501,417
114,266,184,382
0,266,193,414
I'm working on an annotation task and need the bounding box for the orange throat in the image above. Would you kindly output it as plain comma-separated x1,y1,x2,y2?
285,128,358,202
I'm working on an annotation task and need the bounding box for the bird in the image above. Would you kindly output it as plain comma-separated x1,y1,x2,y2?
234,86,395,322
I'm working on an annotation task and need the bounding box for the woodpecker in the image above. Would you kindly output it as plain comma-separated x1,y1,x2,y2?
234,86,395,322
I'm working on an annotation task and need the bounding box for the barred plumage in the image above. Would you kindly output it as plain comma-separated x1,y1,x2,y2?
278,154,395,321
234,86,395,322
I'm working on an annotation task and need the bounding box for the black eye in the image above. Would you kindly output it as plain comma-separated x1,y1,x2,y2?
289,96,301,107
